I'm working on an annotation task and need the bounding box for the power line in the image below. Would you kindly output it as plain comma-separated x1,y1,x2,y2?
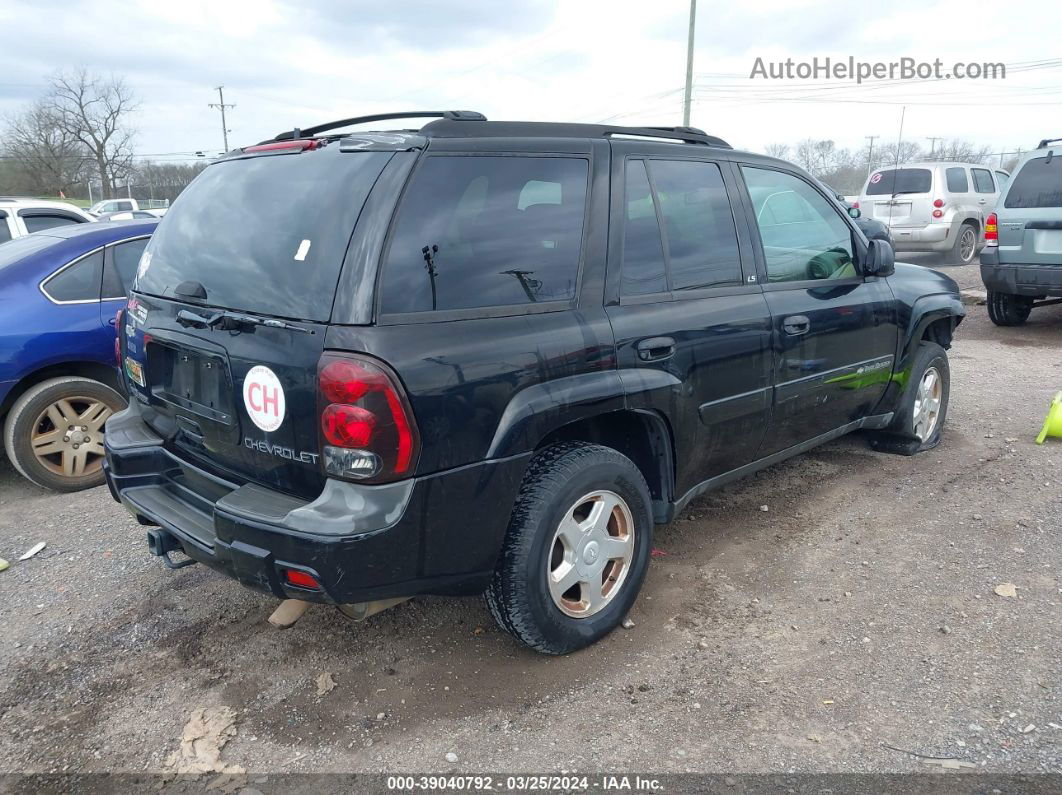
207,86,235,152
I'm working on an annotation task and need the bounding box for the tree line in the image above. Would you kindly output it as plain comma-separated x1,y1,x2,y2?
0,69,206,201
763,138,1020,195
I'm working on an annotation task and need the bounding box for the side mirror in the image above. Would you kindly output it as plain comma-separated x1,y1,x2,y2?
847,206,861,219
865,238,895,277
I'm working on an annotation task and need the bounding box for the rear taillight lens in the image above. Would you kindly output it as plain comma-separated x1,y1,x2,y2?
114,308,124,365
985,212,998,246
852,201,859,209
318,353,419,483
933,198,945,208
932,209,944,218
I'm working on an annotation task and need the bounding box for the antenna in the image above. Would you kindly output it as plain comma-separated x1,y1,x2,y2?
887,106,906,231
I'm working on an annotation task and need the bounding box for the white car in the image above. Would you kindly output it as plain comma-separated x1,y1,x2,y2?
0,198,96,243
855,162,1010,264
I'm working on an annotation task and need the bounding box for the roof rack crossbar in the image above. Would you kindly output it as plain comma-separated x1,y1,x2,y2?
274,110,486,141
1037,137,1062,149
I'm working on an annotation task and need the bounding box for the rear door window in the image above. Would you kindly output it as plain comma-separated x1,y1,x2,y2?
41,250,103,303
865,168,931,196
137,147,391,321
649,159,742,290
380,155,588,314
972,168,996,193
945,167,969,193
1003,157,1062,208
621,160,667,296
0,212,10,244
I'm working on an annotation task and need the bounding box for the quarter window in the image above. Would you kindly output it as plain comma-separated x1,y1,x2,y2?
945,167,969,193
650,160,742,290
103,238,149,299
42,250,103,302
380,156,588,314
742,166,856,283
971,168,996,193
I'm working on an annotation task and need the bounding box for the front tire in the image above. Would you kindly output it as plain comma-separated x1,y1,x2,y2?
987,291,1033,326
3,376,126,492
884,341,950,452
486,443,653,655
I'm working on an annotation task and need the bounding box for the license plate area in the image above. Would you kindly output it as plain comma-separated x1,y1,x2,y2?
148,342,234,425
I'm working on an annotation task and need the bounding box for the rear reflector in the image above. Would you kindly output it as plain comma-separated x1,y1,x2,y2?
282,568,321,590
243,139,319,153
985,212,998,246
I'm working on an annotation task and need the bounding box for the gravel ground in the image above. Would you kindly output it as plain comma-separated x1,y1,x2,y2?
0,255,1059,779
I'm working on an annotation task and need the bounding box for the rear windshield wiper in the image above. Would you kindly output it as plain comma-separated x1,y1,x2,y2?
176,308,312,334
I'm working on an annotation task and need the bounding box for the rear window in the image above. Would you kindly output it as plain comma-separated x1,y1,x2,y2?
379,155,588,314
865,168,932,196
136,147,391,321
1004,157,1062,209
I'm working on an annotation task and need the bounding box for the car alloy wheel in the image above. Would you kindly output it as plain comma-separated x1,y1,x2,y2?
547,489,635,618
912,366,942,442
958,227,976,263
30,396,112,478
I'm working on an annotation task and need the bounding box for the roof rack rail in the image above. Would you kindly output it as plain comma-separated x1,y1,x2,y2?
607,125,729,147
1036,137,1062,149
418,119,731,148
273,110,486,141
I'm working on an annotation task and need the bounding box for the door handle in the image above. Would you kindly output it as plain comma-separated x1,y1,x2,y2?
635,336,676,362
783,315,810,336
979,199,987,204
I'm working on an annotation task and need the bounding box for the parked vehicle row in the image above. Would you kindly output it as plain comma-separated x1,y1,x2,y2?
100,111,964,654
0,198,95,242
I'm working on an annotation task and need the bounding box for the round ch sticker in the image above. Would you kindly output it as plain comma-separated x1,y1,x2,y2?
243,365,286,432
870,172,883,184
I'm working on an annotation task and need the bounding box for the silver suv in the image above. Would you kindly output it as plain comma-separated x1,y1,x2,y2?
980,138,1062,326
856,162,1009,264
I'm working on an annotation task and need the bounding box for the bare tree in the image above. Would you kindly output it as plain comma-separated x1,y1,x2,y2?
932,139,993,164
45,69,138,199
764,143,790,160
3,100,89,196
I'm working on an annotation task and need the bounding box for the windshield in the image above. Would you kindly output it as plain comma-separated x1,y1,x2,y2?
865,168,932,196
1004,157,1062,209
134,146,391,321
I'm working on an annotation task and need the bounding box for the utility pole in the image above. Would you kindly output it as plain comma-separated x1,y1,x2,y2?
682,0,697,127
208,86,235,152
925,136,942,157
864,135,879,177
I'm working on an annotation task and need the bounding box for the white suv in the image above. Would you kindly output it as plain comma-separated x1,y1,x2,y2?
0,198,96,243
856,162,1010,264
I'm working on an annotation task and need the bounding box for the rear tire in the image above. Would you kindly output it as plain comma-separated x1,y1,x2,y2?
987,291,1033,326
948,222,978,265
485,442,653,655
3,376,126,492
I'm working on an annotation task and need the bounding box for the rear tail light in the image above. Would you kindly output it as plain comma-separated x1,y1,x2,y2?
114,308,124,365
317,353,420,483
985,212,998,246
852,201,859,209
933,198,945,208
932,209,944,218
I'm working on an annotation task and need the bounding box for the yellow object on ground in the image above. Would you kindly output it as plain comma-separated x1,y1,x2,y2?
1036,392,1062,444
0,559,8,572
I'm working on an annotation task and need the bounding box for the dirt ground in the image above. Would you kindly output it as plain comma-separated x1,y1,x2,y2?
0,255,1059,779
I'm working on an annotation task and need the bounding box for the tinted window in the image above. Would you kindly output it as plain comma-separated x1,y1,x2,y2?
650,160,742,290
743,166,855,283
103,237,150,299
945,167,969,193
138,148,390,321
972,168,996,193
995,171,1010,190
21,213,81,233
621,160,666,296
1004,157,1062,208
865,168,932,196
42,250,103,302
116,201,134,211
0,213,10,244
380,156,587,314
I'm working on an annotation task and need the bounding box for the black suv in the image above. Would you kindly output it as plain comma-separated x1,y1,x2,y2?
104,111,964,654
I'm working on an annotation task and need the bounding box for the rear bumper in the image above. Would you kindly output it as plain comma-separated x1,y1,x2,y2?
979,248,1062,297
889,222,955,252
103,406,528,604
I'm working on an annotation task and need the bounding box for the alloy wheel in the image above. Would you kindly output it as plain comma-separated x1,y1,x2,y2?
912,367,942,442
30,397,112,478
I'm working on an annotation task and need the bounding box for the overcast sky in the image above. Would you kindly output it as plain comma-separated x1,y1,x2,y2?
1,0,1059,164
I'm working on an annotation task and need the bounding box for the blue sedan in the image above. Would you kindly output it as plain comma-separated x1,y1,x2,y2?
1,220,157,491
